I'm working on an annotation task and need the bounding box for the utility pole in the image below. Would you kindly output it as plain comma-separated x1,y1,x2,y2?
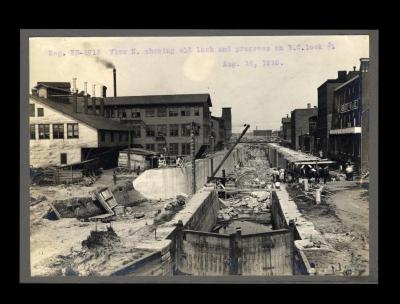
191,122,196,194
128,130,131,172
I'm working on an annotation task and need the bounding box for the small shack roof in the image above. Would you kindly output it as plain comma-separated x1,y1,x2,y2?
120,148,159,156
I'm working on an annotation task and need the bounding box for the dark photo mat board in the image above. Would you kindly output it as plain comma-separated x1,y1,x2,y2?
20,29,378,284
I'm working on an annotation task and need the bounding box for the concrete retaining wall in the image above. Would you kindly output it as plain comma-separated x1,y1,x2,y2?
133,147,244,200
177,229,294,276
271,186,316,275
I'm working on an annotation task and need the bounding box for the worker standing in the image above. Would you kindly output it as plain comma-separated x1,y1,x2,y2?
113,169,117,185
279,168,285,183
323,166,329,184
345,163,354,181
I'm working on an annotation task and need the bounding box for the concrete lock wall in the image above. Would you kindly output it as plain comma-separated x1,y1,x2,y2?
240,231,293,276
179,231,232,276
270,188,312,275
184,190,220,232
177,229,294,276
133,147,244,200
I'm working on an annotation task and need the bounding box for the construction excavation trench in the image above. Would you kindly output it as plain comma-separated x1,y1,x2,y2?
30,143,368,277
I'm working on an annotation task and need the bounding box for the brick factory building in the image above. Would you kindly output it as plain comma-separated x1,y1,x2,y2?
290,103,318,150
102,94,231,157
317,70,359,158
281,115,291,145
329,58,370,173
253,129,272,137
210,115,227,151
298,115,318,154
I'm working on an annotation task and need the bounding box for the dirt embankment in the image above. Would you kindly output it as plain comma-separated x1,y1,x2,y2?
286,181,369,276
29,171,153,276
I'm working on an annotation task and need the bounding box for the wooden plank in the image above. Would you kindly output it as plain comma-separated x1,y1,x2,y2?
49,203,61,219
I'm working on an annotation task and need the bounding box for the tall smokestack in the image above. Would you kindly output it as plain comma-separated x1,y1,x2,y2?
113,68,117,97
84,82,87,96
73,78,77,92
92,84,96,97
102,85,107,98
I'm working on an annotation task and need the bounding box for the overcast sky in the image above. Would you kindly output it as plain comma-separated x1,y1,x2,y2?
30,35,369,132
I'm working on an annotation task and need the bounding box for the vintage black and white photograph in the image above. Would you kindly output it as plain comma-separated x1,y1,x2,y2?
23,32,376,280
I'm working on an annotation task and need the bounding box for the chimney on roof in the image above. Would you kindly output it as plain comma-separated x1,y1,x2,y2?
286,114,289,118
338,71,347,81
100,99,105,116
353,66,356,71
113,68,117,97
360,58,369,72
307,103,311,109
91,97,97,115
84,94,88,114
102,86,107,98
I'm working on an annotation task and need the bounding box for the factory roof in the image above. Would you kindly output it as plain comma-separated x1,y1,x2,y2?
211,115,225,121
104,94,212,107
30,94,132,131
34,82,71,93
334,75,360,91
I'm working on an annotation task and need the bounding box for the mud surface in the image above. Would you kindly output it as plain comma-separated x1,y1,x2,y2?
286,180,369,276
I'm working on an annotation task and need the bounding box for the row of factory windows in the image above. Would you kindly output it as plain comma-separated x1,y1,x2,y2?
29,104,44,117
131,124,198,138
30,123,79,140
105,107,201,119
334,111,361,129
335,84,360,105
144,143,192,155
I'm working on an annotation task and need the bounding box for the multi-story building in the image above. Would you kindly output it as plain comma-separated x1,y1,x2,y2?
221,107,232,141
329,58,370,172
253,129,272,137
29,84,131,168
211,115,226,151
101,94,226,156
298,115,318,154
317,70,359,157
30,77,233,168
290,103,318,150
281,115,291,144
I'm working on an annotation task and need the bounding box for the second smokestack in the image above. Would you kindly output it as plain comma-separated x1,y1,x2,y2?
113,68,117,97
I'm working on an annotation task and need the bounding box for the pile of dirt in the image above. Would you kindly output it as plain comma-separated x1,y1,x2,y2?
81,226,120,250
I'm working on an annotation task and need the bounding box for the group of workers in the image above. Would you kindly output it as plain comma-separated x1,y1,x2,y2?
272,163,331,185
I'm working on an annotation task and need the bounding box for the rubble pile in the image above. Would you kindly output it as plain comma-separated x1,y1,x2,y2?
81,226,120,250
153,195,187,225
217,190,272,222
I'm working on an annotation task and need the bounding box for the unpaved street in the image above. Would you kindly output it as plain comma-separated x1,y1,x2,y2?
286,179,369,276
